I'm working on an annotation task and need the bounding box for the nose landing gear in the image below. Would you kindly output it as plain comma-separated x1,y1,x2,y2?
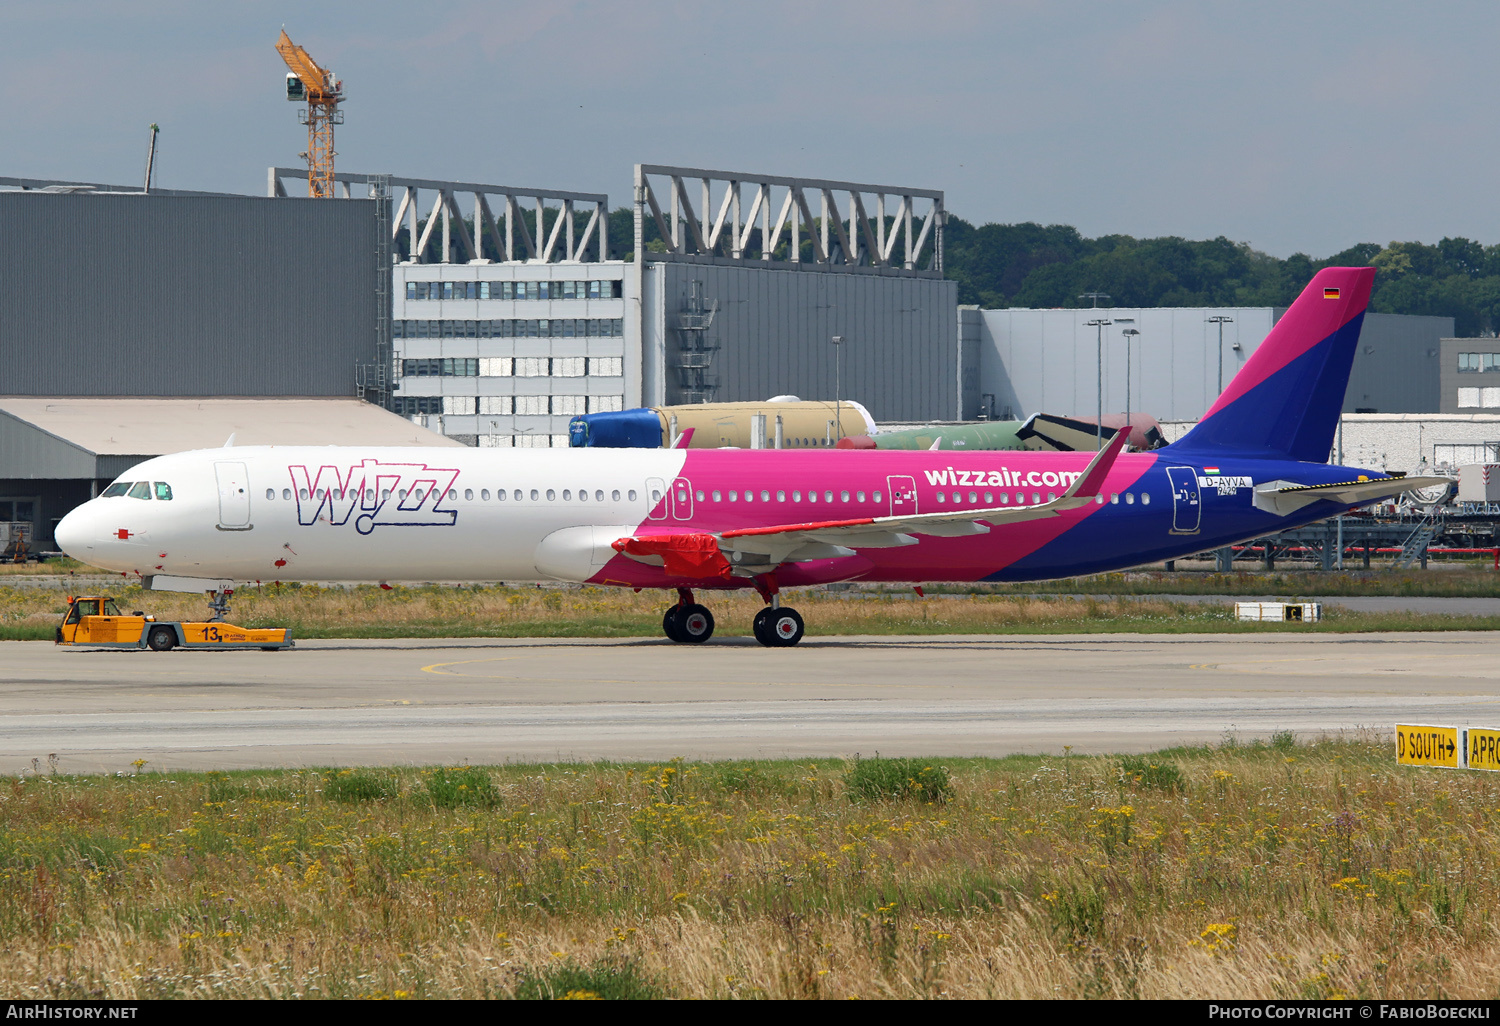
205,587,234,622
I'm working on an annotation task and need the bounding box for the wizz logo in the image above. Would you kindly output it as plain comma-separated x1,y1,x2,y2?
289,459,460,535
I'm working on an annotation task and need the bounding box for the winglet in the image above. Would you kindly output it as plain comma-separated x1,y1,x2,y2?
223,433,236,448
672,427,695,449
1062,427,1129,499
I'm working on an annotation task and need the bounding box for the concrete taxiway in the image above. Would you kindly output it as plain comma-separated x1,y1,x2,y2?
2,633,1498,772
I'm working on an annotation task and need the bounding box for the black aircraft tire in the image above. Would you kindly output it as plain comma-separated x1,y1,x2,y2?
752,607,774,647
662,606,685,642
677,604,715,643
767,607,805,647
146,626,177,652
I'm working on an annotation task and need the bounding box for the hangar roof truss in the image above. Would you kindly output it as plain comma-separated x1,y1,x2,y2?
634,163,943,277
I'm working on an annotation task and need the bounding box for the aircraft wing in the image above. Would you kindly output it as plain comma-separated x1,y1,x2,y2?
1251,474,1454,516
613,428,1129,577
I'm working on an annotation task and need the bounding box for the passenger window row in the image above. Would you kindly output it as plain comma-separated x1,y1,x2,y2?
406,280,623,301
687,488,885,504
265,487,641,504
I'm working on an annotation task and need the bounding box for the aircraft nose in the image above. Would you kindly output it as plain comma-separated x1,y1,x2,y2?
53,504,89,559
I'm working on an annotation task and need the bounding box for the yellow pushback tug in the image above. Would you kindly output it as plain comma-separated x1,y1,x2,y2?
55,596,293,652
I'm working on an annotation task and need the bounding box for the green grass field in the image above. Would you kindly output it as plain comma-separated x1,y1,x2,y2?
2,739,1496,999
2,580,1498,642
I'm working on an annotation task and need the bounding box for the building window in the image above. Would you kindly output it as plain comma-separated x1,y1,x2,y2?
588,395,624,413
442,396,476,416
588,357,623,377
393,396,445,415
515,395,549,415
396,316,623,339
478,435,514,448
1434,442,1500,465
478,396,513,415
435,279,628,301
0,498,36,522
553,357,585,377
552,395,586,416
400,358,478,377
515,357,549,377
479,357,512,377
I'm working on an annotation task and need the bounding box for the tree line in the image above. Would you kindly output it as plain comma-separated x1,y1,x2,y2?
943,217,1500,336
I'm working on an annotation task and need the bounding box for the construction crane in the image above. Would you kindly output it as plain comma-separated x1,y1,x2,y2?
274,29,343,198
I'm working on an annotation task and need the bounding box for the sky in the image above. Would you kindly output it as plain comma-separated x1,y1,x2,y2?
4,0,1496,258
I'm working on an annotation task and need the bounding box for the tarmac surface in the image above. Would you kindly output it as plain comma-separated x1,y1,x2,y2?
4,632,1500,772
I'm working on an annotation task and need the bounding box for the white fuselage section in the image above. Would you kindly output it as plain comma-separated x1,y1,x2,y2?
57,446,689,582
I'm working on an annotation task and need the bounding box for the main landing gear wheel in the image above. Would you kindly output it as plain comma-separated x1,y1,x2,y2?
677,604,714,643
146,626,176,652
663,604,715,643
752,607,772,642
662,605,684,642
754,606,804,647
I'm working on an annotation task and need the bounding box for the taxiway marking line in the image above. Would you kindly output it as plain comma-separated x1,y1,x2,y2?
418,655,949,688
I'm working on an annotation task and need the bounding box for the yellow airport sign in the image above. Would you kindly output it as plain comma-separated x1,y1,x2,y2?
1467,727,1500,772
1395,724,1461,769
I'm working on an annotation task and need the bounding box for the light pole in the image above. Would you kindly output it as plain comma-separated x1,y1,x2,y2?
1086,317,1113,449
1207,315,1234,395
1080,294,1113,451
1121,327,1141,442
831,335,844,440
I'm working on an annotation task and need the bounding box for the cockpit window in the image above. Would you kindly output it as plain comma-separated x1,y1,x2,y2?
153,482,173,501
100,482,131,498
127,482,152,500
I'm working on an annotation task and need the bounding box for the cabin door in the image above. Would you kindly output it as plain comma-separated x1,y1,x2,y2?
1166,466,1201,534
214,461,252,530
670,478,694,520
887,476,918,516
645,477,668,520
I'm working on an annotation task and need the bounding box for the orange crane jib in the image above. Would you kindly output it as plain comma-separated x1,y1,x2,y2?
275,29,343,198
275,29,338,101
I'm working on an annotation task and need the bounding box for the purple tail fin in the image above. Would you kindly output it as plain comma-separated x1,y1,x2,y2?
1167,267,1375,463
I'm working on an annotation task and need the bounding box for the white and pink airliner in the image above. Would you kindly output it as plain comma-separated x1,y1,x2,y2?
55,268,1443,646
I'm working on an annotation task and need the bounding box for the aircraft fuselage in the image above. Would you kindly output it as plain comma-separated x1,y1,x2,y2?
57,445,1376,588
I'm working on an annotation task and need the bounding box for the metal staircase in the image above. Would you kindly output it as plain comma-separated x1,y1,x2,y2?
1391,514,1441,569
673,281,720,403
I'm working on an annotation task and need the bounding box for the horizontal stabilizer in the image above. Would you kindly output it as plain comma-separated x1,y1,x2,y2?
1252,474,1453,516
